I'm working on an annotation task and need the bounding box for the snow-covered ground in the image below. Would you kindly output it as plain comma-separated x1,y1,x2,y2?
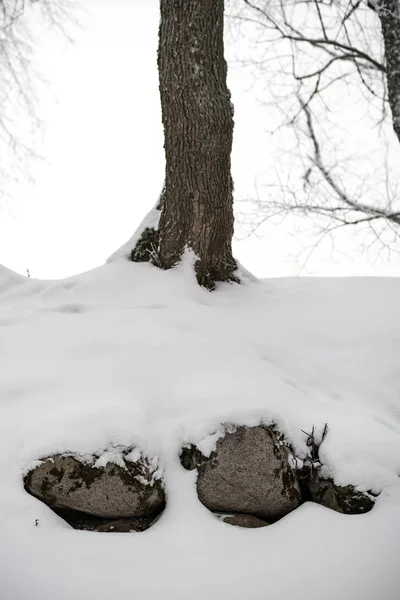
0,255,399,599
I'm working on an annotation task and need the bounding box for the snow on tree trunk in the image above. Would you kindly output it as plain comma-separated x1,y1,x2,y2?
131,0,237,290
378,0,400,145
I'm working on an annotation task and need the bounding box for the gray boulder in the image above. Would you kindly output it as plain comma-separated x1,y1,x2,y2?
196,426,301,520
308,475,374,514
219,513,270,528
180,445,207,470
25,453,164,519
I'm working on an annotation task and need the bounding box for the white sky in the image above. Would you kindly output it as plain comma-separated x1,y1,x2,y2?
0,0,399,280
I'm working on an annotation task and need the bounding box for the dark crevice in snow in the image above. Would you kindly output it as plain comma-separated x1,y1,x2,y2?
52,503,166,533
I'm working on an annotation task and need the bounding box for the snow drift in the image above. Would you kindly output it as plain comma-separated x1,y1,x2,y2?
0,257,399,599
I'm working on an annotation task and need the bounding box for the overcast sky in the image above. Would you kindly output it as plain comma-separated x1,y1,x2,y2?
0,0,399,280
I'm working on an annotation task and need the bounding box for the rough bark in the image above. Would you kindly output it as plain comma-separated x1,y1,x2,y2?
132,0,237,290
377,0,400,145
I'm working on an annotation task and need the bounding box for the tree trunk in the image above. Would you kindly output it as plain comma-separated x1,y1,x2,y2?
378,0,400,145
132,0,237,290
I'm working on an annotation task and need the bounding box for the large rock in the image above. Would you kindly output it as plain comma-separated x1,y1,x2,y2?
25,453,165,519
219,513,270,528
180,445,207,471
308,475,374,515
196,426,301,520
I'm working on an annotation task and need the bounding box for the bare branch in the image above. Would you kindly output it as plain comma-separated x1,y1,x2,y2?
228,0,400,264
0,0,77,201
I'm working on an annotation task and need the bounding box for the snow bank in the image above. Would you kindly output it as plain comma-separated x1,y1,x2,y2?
0,258,399,599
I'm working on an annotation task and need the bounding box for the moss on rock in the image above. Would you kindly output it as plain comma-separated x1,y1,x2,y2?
307,475,374,515
24,450,165,520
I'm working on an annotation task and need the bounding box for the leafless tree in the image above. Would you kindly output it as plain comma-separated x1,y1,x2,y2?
229,0,400,259
0,0,75,202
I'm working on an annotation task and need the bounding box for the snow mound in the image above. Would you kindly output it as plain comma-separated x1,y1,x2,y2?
0,258,399,599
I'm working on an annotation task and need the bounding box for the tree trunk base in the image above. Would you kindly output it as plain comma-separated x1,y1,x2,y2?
131,227,239,291
194,256,239,291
